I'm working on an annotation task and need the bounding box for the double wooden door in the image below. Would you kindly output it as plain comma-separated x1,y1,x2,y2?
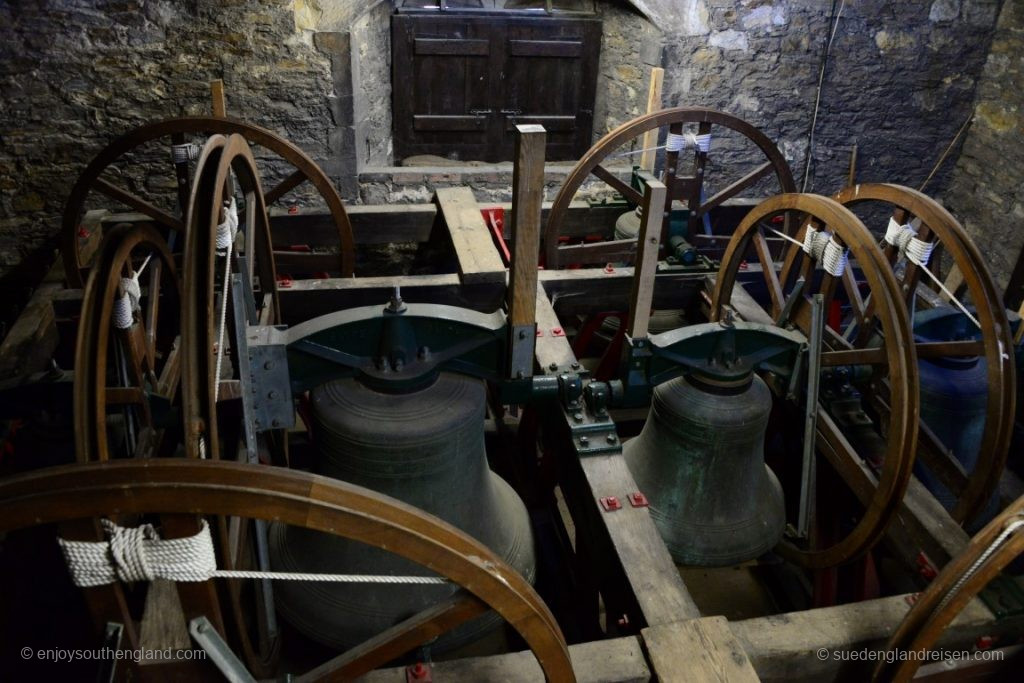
392,13,602,162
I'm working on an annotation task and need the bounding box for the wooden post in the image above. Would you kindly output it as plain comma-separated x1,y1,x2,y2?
211,79,226,118
639,67,665,173
507,124,546,380
625,179,667,339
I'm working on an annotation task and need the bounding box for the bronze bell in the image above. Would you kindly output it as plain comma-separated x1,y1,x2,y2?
624,371,785,566
269,372,535,651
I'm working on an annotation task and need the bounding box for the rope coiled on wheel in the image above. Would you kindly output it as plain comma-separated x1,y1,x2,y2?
58,519,450,587
111,253,152,329
801,229,848,277
884,217,934,267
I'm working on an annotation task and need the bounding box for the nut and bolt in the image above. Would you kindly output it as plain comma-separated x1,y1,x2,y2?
579,436,590,447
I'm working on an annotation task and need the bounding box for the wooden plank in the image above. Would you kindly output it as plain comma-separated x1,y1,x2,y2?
0,280,60,380
643,617,759,683
413,115,488,132
507,125,545,328
277,274,505,325
558,238,638,265
625,180,667,338
704,274,774,325
210,79,226,117
414,37,489,55
640,67,665,172
269,205,438,246
435,187,506,285
731,594,1000,683
560,452,703,626
505,115,577,132
534,285,577,373
358,636,649,683
507,39,583,58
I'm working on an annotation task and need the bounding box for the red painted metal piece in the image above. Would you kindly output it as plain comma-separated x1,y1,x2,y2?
627,492,649,508
917,551,938,581
288,205,299,215
551,327,565,337
276,275,293,288
482,207,511,265
600,496,622,512
406,662,432,682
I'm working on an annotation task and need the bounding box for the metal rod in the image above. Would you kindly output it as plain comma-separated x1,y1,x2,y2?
797,293,825,538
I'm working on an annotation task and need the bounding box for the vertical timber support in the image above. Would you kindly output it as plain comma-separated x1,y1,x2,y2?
211,79,226,118
639,67,665,173
507,124,546,380
625,179,667,339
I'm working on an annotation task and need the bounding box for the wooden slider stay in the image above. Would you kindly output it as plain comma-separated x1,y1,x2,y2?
506,124,546,380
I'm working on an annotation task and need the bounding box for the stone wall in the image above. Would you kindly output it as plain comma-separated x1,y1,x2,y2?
659,0,1003,201
0,0,1010,278
0,0,338,271
942,0,1023,296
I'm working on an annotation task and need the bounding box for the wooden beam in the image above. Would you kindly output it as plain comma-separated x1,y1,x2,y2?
507,124,546,327
269,205,438,246
277,274,505,325
643,617,759,683
639,67,665,172
731,594,1002,682
359,636,649,683
534,285,577,373
435,187,506,285
210,79,226,118
625,180,667,338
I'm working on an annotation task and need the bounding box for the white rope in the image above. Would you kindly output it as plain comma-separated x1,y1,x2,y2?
213,197,238,406
882,218,979,328
884,217,935,267
58,520,448,587
693,132,712,153
112,253,153,330
215,197,239,253
934,516,1024,615
665,132,686,153
771,227,847,277
171,143,200,164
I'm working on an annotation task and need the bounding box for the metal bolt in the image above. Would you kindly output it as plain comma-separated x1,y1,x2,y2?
579,436,589,447
518,329,527,339
267,390,277,399
549,362,558,371
606,434,617,444
571,362,580,370
516,370,524,379
418,346,430,359
264,361,273,370
573,412,583,422
271,418,281,428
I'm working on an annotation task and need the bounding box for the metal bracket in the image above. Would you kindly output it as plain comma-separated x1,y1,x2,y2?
244,325,295,432
508,323,536,380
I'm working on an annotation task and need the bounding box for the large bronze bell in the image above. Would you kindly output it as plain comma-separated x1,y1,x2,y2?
624,372,785,566
270,372,535,651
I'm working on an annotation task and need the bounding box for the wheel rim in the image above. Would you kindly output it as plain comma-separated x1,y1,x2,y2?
74,223,180,462
834,183,1015,525
0,459,575,682
62,116,355,287
711,193,919,568
545,107,796,268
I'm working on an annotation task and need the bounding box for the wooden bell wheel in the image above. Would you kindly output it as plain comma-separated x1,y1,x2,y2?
833,183,1016,526
61,116,356,287
179,132,284,674
73,223,180,462
873,494,1024,682
711,193,919,569
180,133,280,462
544,107,796,268
0,459,575,682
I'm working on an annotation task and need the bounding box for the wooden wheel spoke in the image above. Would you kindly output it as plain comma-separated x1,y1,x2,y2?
296,592,489,682
753,226,784,317
591,164,643,205
94,177,183,231
264,168,307,205
144,259,162,367
697,161,774,217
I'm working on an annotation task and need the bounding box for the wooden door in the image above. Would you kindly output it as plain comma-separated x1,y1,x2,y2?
392,13,601,162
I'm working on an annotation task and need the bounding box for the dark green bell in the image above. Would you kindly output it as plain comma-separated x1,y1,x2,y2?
269,372,535,652
624,372,785,566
